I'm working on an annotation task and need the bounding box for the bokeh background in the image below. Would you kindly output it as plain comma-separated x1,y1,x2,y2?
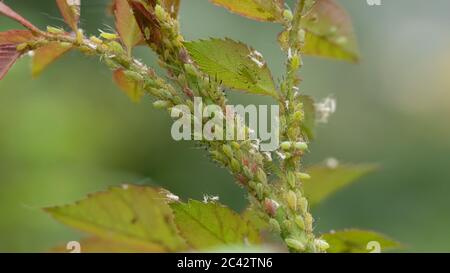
1,0,449,252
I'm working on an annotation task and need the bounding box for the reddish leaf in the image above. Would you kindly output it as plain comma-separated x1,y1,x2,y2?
0,44,20,80
0,30,35,45
56,0,80,32
32,42,72,77
113,68,145,102
0,2,40,33
127,0,163,49
113,0,143,55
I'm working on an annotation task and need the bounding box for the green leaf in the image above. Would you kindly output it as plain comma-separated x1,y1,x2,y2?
171,200,261,250
323,229,401,253
299,95,316,140
45,185,186,252
209,0,284,22
242,207,269,231
303,163,378,206
301,0,360,62
185,38,277,97
32,42,72,77
113,0,143,55
56,0,80,32
113,68,145,103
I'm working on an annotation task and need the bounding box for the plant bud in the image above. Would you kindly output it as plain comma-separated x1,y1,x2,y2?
243,166,254,179
153,100,170,109
154,5,166,22
283,9,294,22
287,171,296,188
290,54,301,70
256,168,267,185
222,144,234,159
294,141,308,151
286,190,297,211
297,172,311,180
184,63,198,76
292,110,303,122
231,158,241,173
123,70,143,82
264,198,279,217
256,183,264,200
269,218,281,234
285,238,305,252
314,239,330,251
280,141,292,151
295,215,305,230
299,196,309,212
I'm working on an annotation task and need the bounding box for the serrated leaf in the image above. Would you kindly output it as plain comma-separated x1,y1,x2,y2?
0,30,35,45
171,200,261,250
209,0,284,23
303,163,378,206
56,0,81,32
113,68,145,103
0,44,20,80
53,237,165,253
32,42,72,77
0,2,41,33
113,0,143,55
301,0,359,62
322,229,401,253
299,95,316,140
185,38,277,97
45,185,186,252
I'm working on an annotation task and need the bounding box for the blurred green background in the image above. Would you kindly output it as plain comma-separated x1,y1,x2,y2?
1,0,450,252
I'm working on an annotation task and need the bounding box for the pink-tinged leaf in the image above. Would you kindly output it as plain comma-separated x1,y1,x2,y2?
127,0,163,49
113,69,145,103
0,30,35,45
0,2,41,33
113,0,143,55
0,44,20,80
302,0,360,62
32,42,72,77
56,0,81,32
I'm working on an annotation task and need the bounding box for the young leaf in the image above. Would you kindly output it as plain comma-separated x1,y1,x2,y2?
127,0,163,49
113,69,145,103
322,229,401,253
0,2,41,33
53,237,166,253
299,95,316,140
113,0,143,55
45,185,186,252
0,30,35,45
303,163,378,206
56,0,81,32
32,42,72,77
209,0,285,23
301,0,360,62
171,200,261,249
0,44,20,80
185,38,277,97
